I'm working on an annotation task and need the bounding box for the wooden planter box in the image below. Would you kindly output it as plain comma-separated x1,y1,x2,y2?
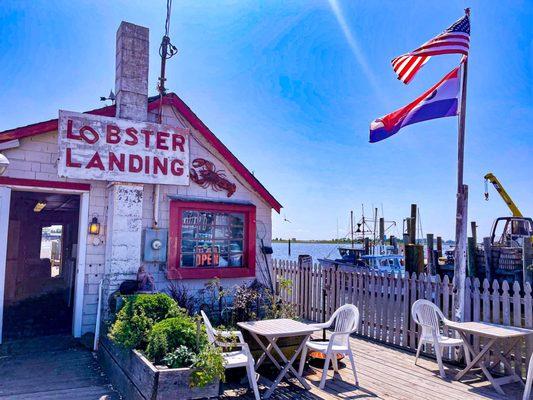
98,336,219,400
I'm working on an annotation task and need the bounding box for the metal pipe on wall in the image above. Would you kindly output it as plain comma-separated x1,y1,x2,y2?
153,184,160,228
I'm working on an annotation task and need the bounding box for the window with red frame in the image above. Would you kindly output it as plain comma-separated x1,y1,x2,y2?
168,201,256,279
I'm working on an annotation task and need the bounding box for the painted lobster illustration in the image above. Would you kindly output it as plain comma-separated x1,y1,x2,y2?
189,158,237,197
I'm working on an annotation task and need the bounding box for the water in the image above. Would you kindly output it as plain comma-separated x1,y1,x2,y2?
272,242,455,263
272,242,341,262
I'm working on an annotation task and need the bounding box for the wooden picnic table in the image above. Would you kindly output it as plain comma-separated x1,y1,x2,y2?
445,320,533,395
237,318,318,399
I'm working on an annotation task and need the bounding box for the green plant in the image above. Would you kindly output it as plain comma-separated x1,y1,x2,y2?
264,279,298,320
162,345,197,368
108,293,182,349
145,315,206,364
189,345,226,388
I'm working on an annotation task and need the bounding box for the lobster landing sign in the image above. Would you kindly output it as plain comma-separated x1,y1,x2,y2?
58,110,190,185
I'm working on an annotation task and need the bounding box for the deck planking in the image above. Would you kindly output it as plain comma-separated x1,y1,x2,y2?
221,333,527,400
0,335,120,400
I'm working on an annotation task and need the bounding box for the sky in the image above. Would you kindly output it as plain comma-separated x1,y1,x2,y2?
0,0,532,241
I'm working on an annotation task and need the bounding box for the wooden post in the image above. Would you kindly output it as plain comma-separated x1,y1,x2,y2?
454,186,469,321
437,236,443,258
427,234,435,275
523,237,533,287
483,237,492,282
350,210,354,248
471,221,477,244
288,238,291,256
409,204,417,245
467,236,476,277
453,9,470,322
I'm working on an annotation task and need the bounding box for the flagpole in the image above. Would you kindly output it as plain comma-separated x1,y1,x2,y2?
453,8,470,322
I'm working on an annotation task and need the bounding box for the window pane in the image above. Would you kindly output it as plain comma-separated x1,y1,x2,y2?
197,225,213,240
230,240,243,253
230,213,244,226
230,226,244,239
218,253,230,267
229,253,243,267
214,213,230,226
182,210,198,224
213,240,229,254
181,239,195,253
214,226,229,239
181,253,195,268
181,225,196,239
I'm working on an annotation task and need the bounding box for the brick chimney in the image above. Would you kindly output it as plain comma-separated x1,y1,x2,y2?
115,22,149,121
103,22,149,311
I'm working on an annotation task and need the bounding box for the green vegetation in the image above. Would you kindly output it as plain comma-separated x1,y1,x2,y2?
108,293,182,349
108,293,224,388
145,315,205,363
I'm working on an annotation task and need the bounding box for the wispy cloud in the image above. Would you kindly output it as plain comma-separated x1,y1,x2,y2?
327,0,388,107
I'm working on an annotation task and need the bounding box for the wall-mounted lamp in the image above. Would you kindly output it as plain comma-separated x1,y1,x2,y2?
89,216,100,235
0,153,9,176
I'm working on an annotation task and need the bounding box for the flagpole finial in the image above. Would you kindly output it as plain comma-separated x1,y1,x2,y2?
465,7,471,16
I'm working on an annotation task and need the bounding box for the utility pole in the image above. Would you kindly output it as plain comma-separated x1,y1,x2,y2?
453,7,471,322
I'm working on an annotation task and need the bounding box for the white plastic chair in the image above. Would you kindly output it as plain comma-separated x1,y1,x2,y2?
524,352,533,400
298,304,360,390
411,299,470,378
201,311,260,400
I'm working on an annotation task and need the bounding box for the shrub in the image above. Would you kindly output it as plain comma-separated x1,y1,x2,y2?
145,315,206,364
190,345,226,388
108,293,182,349
162,345,197,368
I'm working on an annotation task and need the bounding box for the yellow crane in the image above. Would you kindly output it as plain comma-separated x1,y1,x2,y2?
484,172,523,217
484,172,532,247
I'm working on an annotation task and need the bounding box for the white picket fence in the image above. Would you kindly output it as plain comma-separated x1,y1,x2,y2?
272,258,533,377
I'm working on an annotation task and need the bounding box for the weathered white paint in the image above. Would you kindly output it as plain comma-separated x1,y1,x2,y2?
0,187,11,344
57,110,190,186
0,139,20,151
102,183,144,312
72,191,89,337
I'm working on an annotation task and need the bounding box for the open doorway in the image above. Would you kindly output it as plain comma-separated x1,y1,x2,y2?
3,191,80,340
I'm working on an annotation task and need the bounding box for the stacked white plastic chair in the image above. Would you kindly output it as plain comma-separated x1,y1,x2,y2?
298,304,360,389
524,352,533,400
411,299,471,378
201,311,260,400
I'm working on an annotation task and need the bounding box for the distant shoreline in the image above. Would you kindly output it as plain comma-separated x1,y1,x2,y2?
272,239,456,245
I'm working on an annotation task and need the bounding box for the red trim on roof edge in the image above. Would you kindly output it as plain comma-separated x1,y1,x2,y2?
158,94,282,213
0,95,282,212
0,104,117,143
0,177,91,191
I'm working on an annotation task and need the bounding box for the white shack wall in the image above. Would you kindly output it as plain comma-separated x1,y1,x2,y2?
1,104,273,335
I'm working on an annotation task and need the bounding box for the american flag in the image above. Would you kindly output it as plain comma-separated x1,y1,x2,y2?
391,13,470,84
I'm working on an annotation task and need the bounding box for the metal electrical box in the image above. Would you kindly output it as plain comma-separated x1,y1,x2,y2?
143,228,168,262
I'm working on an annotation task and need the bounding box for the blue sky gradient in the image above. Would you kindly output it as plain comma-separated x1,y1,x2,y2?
1,1,531,240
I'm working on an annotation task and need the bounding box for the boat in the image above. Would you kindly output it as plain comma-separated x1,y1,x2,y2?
319,244,405,275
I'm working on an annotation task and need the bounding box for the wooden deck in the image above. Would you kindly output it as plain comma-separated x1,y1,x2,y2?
0,335,120,399
0,333,526,400
221,333,527,400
